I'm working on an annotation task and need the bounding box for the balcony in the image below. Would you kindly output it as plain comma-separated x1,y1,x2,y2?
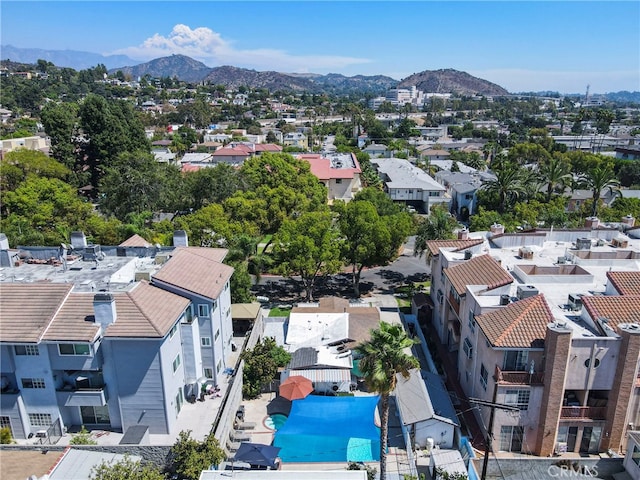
495,366,544,386
560,406,607,420
56,385,107,407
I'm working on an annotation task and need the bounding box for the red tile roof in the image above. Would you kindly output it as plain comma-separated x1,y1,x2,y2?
254,144,282,152
299,154,361,180
476,294,552,348
582,295,640,332
181,164,202,173
606,271,640,296
425,239,484,256
0,284,73,343
212,145,252,156
152,247,234,299
444,254,513,296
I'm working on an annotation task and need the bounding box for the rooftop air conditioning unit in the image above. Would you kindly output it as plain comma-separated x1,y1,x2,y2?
519,247,534,260
612,237,629,248
517,285,539,300
567,293,583,311
576,238,592,250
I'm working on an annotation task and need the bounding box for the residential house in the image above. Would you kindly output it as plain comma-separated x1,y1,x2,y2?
418,148,450,163
299,153,363,203
394,369,460,449
362,143,390,158
0,234,234,439
435,172,483,218
0,136,49,159
282,132,308,150
372,158,448,213
615,146,640,161
211,144,253,166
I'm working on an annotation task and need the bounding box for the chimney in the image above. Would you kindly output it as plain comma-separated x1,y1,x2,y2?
0,233,9,250
457,228,468,240
490,223,504,235
584,217,600,229
70,231,87,249
93,293,117,328
173,230,188,247
621,215,635,229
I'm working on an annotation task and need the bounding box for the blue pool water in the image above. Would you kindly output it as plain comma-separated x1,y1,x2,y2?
273,395,380,462
265,413,288,430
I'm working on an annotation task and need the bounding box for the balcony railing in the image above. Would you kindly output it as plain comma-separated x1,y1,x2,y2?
560,406,607,420
495,366,544,386
56,385,107,407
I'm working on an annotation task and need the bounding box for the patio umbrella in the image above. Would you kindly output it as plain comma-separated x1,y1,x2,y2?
279,375,313,401
267,396,292,416
233,442,281,469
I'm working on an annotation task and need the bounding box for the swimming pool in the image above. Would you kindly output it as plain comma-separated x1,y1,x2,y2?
273,395,380,462
265,413,288,430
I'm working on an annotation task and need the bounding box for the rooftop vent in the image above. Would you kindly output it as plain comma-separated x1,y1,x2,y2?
490,223,504,235
621,215,635,228
611,236,629,248
464,250,472,260
584,217,600,229
576,238,592,250
567,293,583,311
517,285,539,300
457,229,469,240
173,230,188,247
500,294,511,306
519,247,534,260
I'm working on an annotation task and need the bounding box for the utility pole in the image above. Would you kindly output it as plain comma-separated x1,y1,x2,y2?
469,381,520,480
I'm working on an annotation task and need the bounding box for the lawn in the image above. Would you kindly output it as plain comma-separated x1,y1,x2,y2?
269,306,292,317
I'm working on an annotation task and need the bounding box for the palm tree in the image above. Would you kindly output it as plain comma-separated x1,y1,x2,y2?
539,155,573,202
414,205,457,260
355,321,420,480
579,165,621,217
481,163,527,213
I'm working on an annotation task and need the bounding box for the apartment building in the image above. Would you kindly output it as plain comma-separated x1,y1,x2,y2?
0,232,234,439
425,224,640,456
299,153,363,203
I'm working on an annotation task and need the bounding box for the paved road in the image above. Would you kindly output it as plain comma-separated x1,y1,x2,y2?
252,236,431,303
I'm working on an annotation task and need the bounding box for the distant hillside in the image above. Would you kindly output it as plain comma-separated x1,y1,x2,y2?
310,73,398,95
204,65,316,91
113,54,213,83
398,68,509,96
0,44,135,70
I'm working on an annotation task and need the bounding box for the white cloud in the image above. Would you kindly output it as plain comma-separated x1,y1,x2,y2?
111,24,370,72
470,68,640,94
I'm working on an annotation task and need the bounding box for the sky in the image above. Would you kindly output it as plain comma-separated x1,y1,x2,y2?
1,1,639,94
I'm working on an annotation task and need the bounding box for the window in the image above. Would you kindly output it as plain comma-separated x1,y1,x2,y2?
449,286,460,304
214,330,220,341
429,191,441,197
204,368,214,379
436,289,444,305
198,305,209,317
505,389,530,410
465,194,473,200
28,413,52,427
183,306,194,324
58,344,90,356
584,358,601,368
0,416,11,435
468,310,476,333
81,405,109,425
633,445,640,467
212,300,218,312
14,345,39,356
463,338,473,359
503,350,528,371
480,364,488,390
201,337,211,347
336,178,343,184
169,324,178,339
172,354,181,373
499,426,524,452
22,378,45,389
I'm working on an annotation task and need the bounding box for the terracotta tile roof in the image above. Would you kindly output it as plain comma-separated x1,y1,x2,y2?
444,254,513,296
212,145,252,156
606,271,640,296
119,234,151,248
582,295,640,332
425,239,484,256
152,247,234,299
104,281,190,338
254,144,282,152
476,294,552,348
0,283,73,343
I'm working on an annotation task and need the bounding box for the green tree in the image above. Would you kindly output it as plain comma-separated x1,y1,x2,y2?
539,154,572,201
41,102,79,171
579,164,621,217
337,200,391,297
273,210,343,301
185,163,245,209
0,427,14,444
168,431,225,480
481,163,526,213
241,337,291,399
0,149,70,192
90,455,164,480
69,425,97,445
355,321,419,480
414,205,458,259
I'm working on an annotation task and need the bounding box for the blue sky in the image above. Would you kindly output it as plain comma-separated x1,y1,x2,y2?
2,1,639,93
